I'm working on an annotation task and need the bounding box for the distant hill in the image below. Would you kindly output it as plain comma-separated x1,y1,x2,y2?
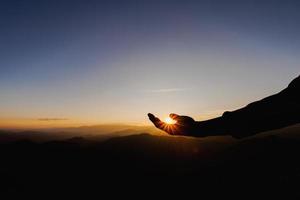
1,124,300,197
257,123,300,138
0,124,163,143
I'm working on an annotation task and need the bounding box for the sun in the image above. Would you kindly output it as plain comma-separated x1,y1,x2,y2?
164,117,177,125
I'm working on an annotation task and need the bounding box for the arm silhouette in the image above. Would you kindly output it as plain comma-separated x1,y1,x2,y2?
148,75,300,138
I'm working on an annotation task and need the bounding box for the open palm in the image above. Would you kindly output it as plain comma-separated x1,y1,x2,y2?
148,113,197,136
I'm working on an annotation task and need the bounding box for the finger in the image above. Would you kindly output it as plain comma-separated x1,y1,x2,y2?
169,113,180,120
148,113,157,122
148,113,165,129
170,113,189,123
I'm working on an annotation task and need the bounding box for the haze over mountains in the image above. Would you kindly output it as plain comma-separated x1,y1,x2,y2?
0,124,163,143
1,123,300,143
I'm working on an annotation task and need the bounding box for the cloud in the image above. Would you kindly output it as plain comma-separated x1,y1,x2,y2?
37,118,69,121
144,88,188,93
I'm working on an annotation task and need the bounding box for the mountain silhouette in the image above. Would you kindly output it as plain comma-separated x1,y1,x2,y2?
1,75,300,198
1,129,300,198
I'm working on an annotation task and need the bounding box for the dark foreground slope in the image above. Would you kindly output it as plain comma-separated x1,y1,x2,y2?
1,125,300,198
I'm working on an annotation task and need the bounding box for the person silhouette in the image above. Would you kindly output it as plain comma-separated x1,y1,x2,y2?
148,75,300,138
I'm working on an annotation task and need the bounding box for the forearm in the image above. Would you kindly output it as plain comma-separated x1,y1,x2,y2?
190,117,261,139
189,117,229,137
191,107,300,139
184,75,300,138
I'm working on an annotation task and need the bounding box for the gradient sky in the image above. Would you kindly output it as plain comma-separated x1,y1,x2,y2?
0,0,299,128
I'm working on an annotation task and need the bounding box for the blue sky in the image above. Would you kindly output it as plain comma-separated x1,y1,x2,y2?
0,0,299,128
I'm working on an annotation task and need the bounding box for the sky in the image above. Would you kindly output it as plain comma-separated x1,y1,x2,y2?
0,0,299,128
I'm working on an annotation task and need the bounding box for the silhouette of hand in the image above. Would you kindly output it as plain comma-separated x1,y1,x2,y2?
148,113,197,136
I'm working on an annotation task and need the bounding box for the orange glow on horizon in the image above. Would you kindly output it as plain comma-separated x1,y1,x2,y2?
0,117,150,129
0,112,220,129
0,118,91,129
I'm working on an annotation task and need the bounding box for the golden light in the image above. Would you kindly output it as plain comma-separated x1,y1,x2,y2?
164,117,177,125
